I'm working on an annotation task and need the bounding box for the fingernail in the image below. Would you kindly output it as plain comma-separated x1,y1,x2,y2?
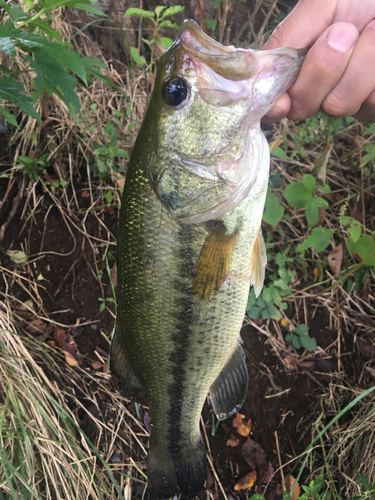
326,24,358,52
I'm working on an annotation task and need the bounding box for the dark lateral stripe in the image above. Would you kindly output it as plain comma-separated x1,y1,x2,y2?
167,224,195,455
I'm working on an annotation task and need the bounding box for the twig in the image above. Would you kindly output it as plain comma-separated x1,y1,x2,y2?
0,176,25,242
274,430,285,492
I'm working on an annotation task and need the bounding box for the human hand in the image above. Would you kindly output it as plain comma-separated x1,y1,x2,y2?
262,0,375,123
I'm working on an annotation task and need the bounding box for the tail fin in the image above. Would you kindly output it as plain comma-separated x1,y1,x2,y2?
147,438,206,499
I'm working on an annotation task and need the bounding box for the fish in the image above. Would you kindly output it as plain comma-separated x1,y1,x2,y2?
110,19,305,499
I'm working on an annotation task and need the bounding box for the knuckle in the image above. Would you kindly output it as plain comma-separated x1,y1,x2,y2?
322,91,360,117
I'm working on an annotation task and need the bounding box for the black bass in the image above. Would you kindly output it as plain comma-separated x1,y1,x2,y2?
111,20,305,499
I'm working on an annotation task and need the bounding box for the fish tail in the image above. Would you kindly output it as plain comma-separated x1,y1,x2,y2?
147,438,206,499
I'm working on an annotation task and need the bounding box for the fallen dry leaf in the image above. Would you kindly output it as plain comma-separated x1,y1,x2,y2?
62,350,79,367
226,435,240,447
47,340,56,348
286,475,301,500
26,318,48,334
234,470,257,491
282,353,297,370
233,413,252,437
318,207,325,226
53,328,67,347
242,438,274,483
91,360,105,371
328,243,343,278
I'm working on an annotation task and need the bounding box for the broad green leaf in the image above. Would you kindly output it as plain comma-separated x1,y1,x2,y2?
74,3,106,15
302,173,316,191
28,18,62,41
284,182,312,209
292,335,302,349
305,197,328,227
263,191,284,228
248,306,262,319
25,0,34,8
270,147,287,159
275,252,293,267
124,7,155,19
294,324,308,335
364,122,375,135
0,0,11,15
269,171,282,188
159,20,180,29
296,227,334,253
0,36,16,56
154,5,167,16
300,334,317,351
160,37,173,50
0,26,88,82
0,78,40,120
249,495,266,500
347,234,375,266
9,5,29,22
161,5,184,18
130,46,146,66
341,216,361,242
0,106,19,128
30,49,80,111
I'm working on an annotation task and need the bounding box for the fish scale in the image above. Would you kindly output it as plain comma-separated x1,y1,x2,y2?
111,19,306,499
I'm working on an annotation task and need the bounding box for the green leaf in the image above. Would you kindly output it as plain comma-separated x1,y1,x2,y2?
0,78,40,120
263,191,284,229
275,252,293,267
341,216,361,242
0,26,88,82
292,335,302,349
9,5,29,22
154,5,167,16
363,122,375,135
161,5,184,18
0,0,11,15
284,182,312,209
159,20,179,29
0,36,16,57
300,334,317,351
28,18,62,41
294,324,308,335
124,7,155,19
249,495,266,500
269,171,282,188
296,227,334,253
160,37,173,50
302,173,316,191
0,106,19,128
130,46,146,66
248,306,262,319
305,197,328,227
270,147,287,159
347,234,375,266
74,3,106,15
30,49,80,111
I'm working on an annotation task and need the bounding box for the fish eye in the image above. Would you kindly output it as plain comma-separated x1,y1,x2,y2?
162,77,188,107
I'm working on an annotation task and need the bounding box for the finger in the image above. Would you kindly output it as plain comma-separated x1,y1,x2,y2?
262,93,291,124
323,20,375,117
286,22,359,120
263,0,336,50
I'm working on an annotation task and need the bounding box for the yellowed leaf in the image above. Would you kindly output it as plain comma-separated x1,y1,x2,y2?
7,249,28,264
62,350,79,367
281,318,289,327
328,243,343,278
226,435,240,447
233,412,252,437
285,475,301,500
234,470,257,491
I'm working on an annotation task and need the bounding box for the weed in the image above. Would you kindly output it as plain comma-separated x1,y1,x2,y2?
124,5,184,73
284,323,317,351
14,153,47,181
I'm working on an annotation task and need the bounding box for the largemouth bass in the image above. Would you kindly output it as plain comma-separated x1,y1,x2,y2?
111,20,305,499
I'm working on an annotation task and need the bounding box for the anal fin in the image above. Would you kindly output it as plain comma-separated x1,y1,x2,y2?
193,222,237,299
209,341,248,421
110,317,148,405
250,228,267,297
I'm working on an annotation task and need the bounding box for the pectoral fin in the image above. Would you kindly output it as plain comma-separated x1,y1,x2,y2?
250,228,267,297
193,222,236,299
209,341,248,420
110,317,148,405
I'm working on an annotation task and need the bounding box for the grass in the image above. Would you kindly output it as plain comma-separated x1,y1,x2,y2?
1,0,375,499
